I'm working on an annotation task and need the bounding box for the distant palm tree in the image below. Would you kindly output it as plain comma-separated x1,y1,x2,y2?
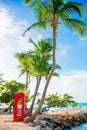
23,0,87,121
60,93,78,108
15,52,34,91
37,92,77,108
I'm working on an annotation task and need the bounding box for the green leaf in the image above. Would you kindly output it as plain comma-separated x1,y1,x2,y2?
53,72,60,78
55,64,61,70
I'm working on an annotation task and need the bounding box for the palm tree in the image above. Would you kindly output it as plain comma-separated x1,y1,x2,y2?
23,0,87,121
25,38,53,117
15,52,34,91
15,51,36,110
24,39,60,119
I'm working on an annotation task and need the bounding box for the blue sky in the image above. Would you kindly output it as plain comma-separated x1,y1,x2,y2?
0,0,87,102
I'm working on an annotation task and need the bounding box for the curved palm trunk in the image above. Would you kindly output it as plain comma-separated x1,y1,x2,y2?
28,14,56,122
25,71,30,110
25,76,41,117
26,71,29,91
29,69,55,121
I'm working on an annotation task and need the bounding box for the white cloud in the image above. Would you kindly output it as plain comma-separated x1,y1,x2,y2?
58,45,71,57
0,3,42,80
46,70,87,102
27,70,87,103
80,37,87,41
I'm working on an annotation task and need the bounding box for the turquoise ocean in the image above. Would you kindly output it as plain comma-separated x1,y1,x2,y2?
66,123,87,130
77,103,87,108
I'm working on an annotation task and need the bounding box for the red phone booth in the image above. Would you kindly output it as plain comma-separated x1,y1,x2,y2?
13,92,25,121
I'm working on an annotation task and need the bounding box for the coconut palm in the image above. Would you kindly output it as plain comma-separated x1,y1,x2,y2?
15,51,35,91
24,39,61,118
23,0,87,37
25,38,53,117
15,51,37,110
23,0,87,121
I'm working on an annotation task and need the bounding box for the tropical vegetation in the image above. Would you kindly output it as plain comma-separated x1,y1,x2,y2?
0,80,26,112
15,52,32,91
0,80,25,104
15,38,60,116
37,92,78,108
23,0,87,121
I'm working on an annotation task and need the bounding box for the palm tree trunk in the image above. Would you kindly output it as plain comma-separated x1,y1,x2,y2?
25,71,30,110
25,76,41,117
29,68,55,121
26,71,29,91
28,14,56,122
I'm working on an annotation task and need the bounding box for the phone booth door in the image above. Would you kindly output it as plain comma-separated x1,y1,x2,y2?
13,92,25,121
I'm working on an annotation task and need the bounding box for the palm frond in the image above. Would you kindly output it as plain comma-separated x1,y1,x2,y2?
41,0,51,13
23,0,39,6
55,64,61,70
62,18,87,37
23,0,31,5
28,39,39,50
23,21,48,36
59,2,86,18
18,70,25,79
53,72,60,78
58,11,70,20
23,22,39,36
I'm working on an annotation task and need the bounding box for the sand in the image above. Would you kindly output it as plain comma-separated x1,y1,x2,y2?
0,114,39,130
